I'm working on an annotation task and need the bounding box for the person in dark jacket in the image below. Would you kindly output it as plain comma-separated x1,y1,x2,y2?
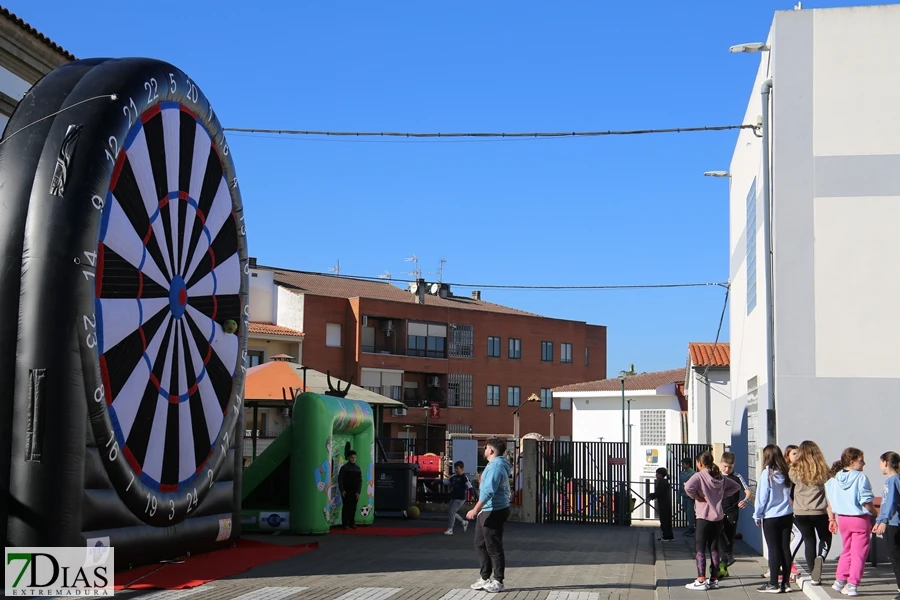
338,450,363,529
649,467,674,541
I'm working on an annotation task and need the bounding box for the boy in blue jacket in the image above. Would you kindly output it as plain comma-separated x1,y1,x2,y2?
466,438,512,594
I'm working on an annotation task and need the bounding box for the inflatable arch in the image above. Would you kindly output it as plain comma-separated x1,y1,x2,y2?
0,57,249,568
242,392,375,534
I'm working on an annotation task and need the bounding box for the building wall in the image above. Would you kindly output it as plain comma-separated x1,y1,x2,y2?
729,4,900,554
246,338,302,365
685,367,731,446
249,270,276,323
570,391,682,501
276,286,304,332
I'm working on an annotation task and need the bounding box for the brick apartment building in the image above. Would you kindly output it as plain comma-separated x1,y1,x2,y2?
248,259,607,450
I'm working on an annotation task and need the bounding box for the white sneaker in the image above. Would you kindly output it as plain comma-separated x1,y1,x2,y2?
686,579,708,590
463,520,469,533
444,529,453,535
471,578,490,590
833,581,847,592
841,584,858,597
483,580,504,593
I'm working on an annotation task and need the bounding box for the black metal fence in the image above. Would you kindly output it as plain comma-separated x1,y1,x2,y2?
667,443,712,528
535,440,630,525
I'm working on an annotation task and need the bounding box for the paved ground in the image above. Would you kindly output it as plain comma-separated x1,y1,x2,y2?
116,518,657,600
655,528,900,600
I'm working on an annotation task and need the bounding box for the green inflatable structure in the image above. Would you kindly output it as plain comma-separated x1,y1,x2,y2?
241,392,376,534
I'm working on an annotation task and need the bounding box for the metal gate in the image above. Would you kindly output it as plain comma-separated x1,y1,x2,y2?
667,443,711,528
536,440,629,525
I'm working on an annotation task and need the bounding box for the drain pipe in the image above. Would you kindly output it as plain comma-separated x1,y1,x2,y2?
760,78,777,446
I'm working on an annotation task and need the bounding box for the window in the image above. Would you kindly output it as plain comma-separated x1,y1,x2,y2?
361,326,376,353
449,323,474,358
487,336,501,357
407,322,447,358
448,373,473,408
326,323,342,347
540,388,552,409
541,341,553,362
487,385,500,407
585,347,589,366
448,424,473,434
747,376,759,488
507,386,521,407
248,350,265,367
746,178,758,314
508,338,521,359
560,343,573,364
640,410,667,446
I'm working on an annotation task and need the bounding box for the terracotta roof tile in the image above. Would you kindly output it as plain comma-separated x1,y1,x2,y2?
687,342,730,367
553,368,685,393
248,322,304,337
0,7,76,61
257,265,545,318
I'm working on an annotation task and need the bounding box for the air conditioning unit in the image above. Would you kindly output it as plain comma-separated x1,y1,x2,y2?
392,407,408,417
427,376,440,387
362,315,368,327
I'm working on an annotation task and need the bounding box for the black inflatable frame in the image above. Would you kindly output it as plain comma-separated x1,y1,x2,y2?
0,57,248,569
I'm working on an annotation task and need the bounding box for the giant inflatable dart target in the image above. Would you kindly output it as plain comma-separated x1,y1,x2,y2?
0,57,249,567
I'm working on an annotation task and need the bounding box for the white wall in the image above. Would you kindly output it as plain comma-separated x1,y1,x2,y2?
276,286,304,332
686,367,731,446
249,269,275,323
729,4,900,555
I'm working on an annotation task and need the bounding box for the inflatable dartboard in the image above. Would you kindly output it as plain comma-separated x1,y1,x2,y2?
0,57,248,567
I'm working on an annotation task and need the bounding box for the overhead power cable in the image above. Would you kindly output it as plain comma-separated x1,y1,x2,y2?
223,123,758,140
270,268,729,291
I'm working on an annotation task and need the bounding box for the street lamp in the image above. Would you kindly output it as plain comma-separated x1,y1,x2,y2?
729,42,770,54
617,373,627,443
512,393,540,440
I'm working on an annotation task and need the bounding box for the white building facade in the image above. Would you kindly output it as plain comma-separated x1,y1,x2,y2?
684,342,731,446
554,369,685,495
728,4,900,554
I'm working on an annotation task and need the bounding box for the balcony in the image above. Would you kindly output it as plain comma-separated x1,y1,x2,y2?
360,317,449,359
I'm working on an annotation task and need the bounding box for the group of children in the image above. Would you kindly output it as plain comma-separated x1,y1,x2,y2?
650,444,900,597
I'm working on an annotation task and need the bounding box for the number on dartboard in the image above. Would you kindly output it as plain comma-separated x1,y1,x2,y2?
207,469,214,490
186,488,198,514
83,250,97,267
145,78,159,103
185,78,199,103
145,493,157,516
169,73,177,93
126,472,135,492
83,313,96,331
105,435,119,462
104,136,118,164
93,384,104,404
123,98,138,128
168,500,175,520
91,194,104,211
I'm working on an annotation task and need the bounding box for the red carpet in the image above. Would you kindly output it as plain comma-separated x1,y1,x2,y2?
329,525,444,536
115,539,318,590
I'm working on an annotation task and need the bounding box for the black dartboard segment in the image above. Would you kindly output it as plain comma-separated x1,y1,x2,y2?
74,68,249,529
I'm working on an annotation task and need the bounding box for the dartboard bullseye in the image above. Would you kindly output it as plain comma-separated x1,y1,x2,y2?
73,62,249,527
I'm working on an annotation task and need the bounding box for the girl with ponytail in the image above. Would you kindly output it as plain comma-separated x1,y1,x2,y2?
682,451,741,591
873,451,900,600
825,447,876,597
753,444,794,593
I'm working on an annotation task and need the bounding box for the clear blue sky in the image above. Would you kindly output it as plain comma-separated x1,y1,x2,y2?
10,0,876,376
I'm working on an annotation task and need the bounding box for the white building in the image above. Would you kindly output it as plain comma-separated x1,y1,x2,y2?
727,3,900,554
554,369,685,492
684,342,731,446
0,8,74,132
247,263,304,366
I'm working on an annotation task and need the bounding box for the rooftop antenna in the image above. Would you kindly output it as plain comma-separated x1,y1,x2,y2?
794,1,802,9
431,258,447,283
378,270,392,280
328,259,340,275
403,254,421,279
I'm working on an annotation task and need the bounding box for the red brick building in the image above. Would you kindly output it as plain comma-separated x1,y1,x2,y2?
248,260,607,450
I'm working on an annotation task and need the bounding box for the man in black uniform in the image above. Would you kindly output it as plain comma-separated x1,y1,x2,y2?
648,467,674,541
338,450,363,529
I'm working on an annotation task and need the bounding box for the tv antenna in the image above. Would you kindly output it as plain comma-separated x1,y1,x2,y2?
431,258,448,282
403,255,421,279
329,259,340,275
378,271,392,280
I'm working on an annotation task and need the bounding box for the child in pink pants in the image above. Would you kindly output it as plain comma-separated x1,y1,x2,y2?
825,448,878,597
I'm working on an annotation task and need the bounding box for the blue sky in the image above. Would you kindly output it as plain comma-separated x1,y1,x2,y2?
10,0,877,376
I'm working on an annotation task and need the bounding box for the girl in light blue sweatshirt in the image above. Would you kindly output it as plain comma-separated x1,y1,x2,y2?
753,444,794,593
873,451,900,600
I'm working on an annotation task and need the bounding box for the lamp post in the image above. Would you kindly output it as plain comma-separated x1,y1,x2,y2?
619,375,626,444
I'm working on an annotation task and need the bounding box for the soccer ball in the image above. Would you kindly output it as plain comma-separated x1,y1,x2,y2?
223,319,238,334
360,505,371,517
